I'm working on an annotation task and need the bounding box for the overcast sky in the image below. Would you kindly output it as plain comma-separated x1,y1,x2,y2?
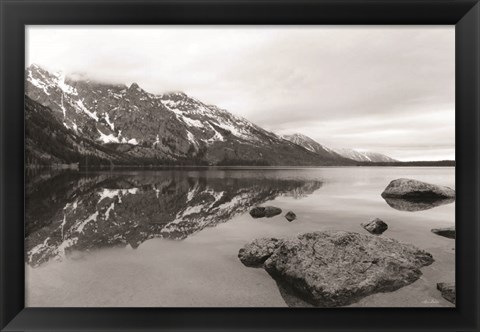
26,26,454,161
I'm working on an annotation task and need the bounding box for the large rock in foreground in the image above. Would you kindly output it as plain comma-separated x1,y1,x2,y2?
381,178,455,199
239,230,434,307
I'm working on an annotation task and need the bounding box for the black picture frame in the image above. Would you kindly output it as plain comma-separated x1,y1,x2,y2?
1,0,479,331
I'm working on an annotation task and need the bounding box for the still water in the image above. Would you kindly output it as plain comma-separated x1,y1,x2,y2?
25,167,455,307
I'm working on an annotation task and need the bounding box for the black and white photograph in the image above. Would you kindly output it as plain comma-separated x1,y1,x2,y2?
24,26,455,308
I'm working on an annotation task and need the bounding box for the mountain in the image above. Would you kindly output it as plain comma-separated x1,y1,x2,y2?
334,148,398,163
25,96,136,166
282,133,397,163
25,64,354,166
281,133,345,160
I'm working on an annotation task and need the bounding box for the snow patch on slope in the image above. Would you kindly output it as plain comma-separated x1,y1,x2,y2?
206,125,225,143
97,129,119,144
76,99,99,121
27,70,51,95
104,113,115,131
76,211,99,233
97,188,139,203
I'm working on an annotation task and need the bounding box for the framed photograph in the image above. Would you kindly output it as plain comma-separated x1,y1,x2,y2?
1,0,479,331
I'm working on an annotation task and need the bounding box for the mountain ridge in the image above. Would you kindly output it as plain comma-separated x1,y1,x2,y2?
25,64,354,167
26,65,452,166
281,133,345,160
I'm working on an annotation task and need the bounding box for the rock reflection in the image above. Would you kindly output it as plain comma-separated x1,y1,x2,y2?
273,278,314,308
25,170,323,267
383,197,455,212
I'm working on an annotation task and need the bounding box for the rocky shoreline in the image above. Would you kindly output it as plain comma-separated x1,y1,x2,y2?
241,178,456,307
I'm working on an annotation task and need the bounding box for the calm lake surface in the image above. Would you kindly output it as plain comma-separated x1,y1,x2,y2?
25,167,455,307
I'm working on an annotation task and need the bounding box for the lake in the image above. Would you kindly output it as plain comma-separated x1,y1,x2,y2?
25,167,455,307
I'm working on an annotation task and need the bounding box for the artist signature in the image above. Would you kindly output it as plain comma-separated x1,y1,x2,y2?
422,299,440,304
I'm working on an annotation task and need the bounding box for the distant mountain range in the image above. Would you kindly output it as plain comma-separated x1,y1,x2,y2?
281,133,397,163
25,64,444,167
333,148,398,163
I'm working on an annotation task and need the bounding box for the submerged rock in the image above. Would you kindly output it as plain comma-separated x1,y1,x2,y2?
437,282,455,304
285,211,296,222
361,218,388,235
238,238,283,267
239,230,434,307
383,197,455,212
381,178,455,200
249,206,282,218
431,226,456,239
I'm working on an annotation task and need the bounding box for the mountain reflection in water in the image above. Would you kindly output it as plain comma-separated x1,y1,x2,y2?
25,170,323,267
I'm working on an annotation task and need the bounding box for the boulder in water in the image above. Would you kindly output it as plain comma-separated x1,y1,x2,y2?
239,230,434,307
381,178,455,199
361,218,388,235
285,211,296,222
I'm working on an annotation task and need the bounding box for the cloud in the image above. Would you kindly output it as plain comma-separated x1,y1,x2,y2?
26,25,454,161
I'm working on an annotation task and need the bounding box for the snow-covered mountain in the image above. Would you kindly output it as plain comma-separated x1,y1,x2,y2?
282,133,398,163
25,64,353,166
334,148,398,163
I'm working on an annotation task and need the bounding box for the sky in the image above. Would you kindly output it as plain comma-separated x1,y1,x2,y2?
26,26,455,161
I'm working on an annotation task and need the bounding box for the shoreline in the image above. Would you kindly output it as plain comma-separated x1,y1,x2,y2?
26,163,456,171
